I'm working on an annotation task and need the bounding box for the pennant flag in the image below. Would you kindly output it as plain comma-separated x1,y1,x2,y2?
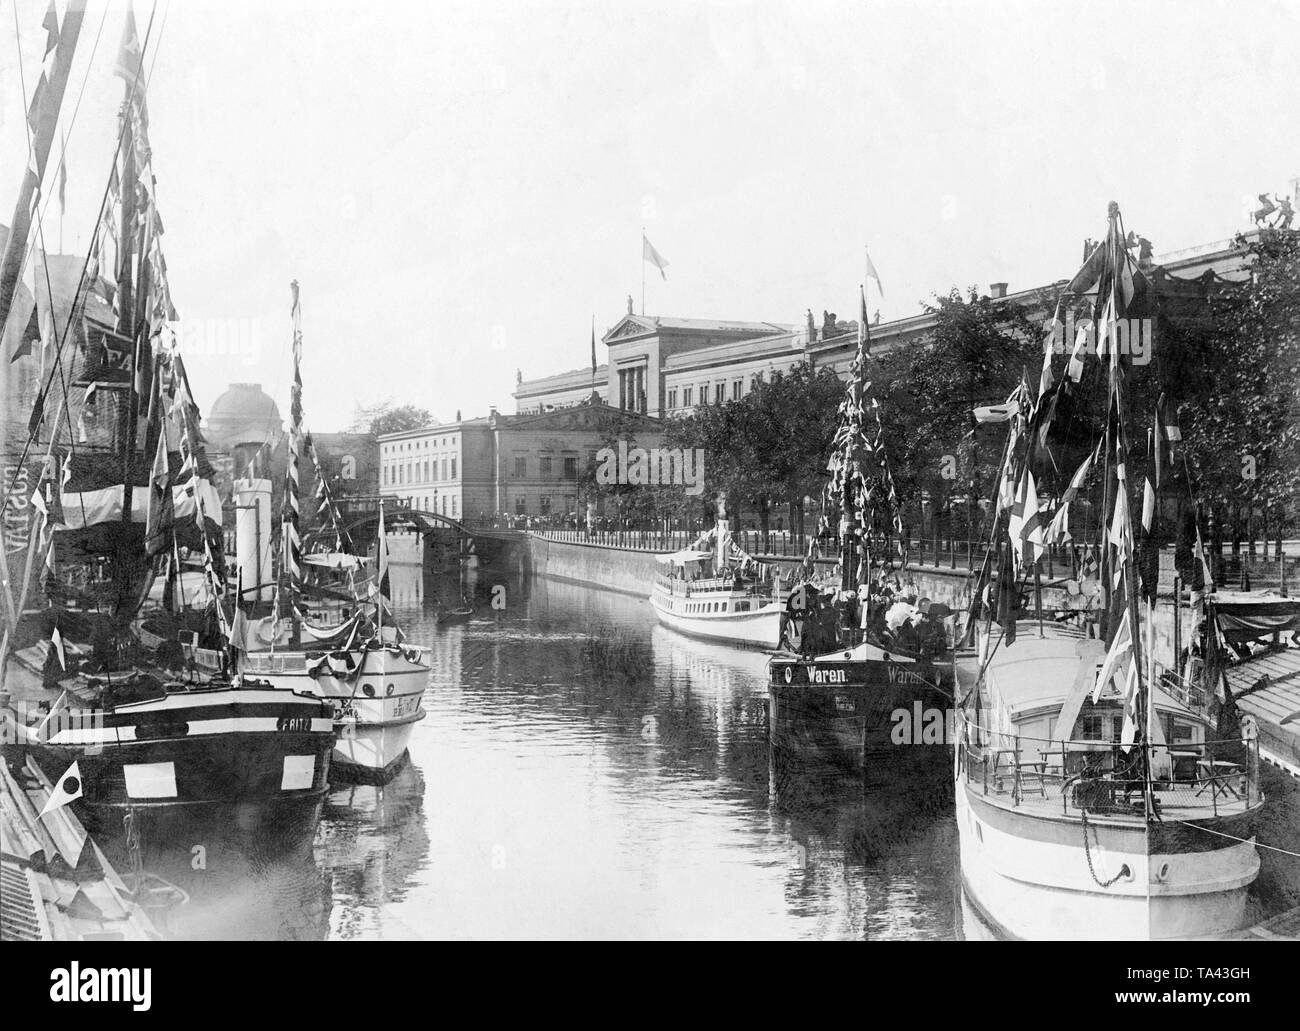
39,760,82,817
995,543,1018,646
377,502,391,598
865,247,883,295
642,234,668,280
974,403,1016,424
1047,449,1094,544
9,304,40,363
1039,300,1061,398
1092,608,1133,703
1067,318,1089,382
1020,470,1045,566
144,423,173,557
1066,240,1105,295
51,625,66,670
857,284,871,352
1109,446,1132,591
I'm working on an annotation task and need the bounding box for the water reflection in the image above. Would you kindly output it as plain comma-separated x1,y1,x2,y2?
323,560,961,939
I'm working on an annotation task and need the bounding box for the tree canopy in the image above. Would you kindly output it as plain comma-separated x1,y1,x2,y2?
349,401,436,437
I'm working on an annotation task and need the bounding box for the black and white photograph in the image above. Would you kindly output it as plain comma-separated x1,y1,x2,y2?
1,0,1297,970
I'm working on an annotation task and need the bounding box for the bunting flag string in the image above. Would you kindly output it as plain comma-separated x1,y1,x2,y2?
280,282,305,614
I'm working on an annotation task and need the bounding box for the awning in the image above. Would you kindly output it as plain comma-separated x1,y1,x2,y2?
655,549,713,565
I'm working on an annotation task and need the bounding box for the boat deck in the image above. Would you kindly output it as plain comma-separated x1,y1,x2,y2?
962,749,1260,824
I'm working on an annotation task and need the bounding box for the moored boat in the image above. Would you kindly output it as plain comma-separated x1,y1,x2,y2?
223,283,428,781
767,282,957,767
649,521,786,648
0,6,334,836
954,202,1265,939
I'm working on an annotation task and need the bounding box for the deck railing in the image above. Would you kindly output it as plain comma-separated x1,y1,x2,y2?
958,722,1261,819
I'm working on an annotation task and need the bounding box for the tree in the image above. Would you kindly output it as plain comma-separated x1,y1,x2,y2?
876,288,1039,540
1159,229,1300,540
349,401,436,437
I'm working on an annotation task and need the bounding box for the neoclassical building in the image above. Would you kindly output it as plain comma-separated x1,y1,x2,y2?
513,233,1260,419
379,397,663,521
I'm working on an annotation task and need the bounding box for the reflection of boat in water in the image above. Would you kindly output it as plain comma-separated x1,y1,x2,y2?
318,762,431,938
769,743,958,938
122,799,331,941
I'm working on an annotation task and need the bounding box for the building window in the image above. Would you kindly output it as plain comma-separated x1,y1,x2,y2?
731,380,742,401
513,457,526,478
682,386,692,407
667,388,678,410
563,457,578,480
515,496,526,515
698,383,708,406
423,460,429,482
714,382,724,405
540,457,553,477
540,495,552,515
450,457,457,479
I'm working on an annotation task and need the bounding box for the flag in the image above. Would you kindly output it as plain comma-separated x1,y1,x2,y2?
1109,447,1132,591
974,403,1016,423
51,625,66,670
9,304,40,363
1039,301,1061,398
39,760,82,817
58,151,66,215
1155,392,1179,486
1092,608,1133,703
857,284,871,352
1066,240,1105,295
1020,470,1045,566
1047,449,1093,544
865,246,883,295
376,503,391,598
1067,319,1089,382
642,234,668,280
144,423,172,556
995,544,1018,646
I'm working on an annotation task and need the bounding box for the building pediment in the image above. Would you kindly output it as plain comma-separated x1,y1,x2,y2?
603,315,657,342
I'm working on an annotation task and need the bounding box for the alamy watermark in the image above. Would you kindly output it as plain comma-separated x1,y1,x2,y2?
595,440,705,496
1048,312,1152,366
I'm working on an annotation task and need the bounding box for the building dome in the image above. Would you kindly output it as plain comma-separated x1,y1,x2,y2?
206,382,283,447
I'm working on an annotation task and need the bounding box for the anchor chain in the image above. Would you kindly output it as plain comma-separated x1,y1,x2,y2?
1080,810,1128,888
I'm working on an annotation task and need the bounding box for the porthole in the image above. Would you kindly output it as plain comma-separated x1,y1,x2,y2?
363,683,376,698
386,683,395,696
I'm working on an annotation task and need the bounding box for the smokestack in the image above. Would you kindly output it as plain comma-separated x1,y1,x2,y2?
989,282,1008,299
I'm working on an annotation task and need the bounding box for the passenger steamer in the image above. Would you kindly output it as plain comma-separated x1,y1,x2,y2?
649,520,786,649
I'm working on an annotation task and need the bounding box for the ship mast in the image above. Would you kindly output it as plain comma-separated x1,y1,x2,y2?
0,1,86,334
280,281,304,647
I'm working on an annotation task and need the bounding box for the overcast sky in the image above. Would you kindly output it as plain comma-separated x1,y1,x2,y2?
3,0,1298,430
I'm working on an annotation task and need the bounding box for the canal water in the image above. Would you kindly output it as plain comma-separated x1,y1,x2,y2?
144,560,1298,940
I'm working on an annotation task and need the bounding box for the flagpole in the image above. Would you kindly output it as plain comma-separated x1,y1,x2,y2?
641,227,646,316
